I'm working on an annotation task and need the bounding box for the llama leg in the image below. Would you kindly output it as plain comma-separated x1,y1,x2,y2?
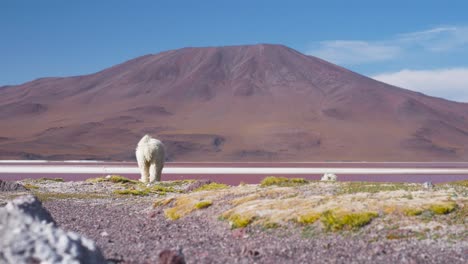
140,163,149,183
156,163,164,182
136,152,149,183
149,163,157,183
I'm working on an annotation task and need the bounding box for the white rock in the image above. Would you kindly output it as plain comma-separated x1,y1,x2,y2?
321,173,337,182
422,181,434,189
0,195,106,264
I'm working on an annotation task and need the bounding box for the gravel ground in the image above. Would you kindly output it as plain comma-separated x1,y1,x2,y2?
43,197,467,264
2,178,465,264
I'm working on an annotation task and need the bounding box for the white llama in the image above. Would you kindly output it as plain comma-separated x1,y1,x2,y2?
135,135,165,183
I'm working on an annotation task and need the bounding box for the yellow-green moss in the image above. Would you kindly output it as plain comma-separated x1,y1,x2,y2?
37,177,64,182
290,178,308,184
113,189,149,196
429,202,458,215
164,196,209,220
339,182,419,194
194,182,229,192
404,208,423,216
165,207,182,220
321,211,378,231
154,197,175,208
108,175,139,184
261,176,288,186
34,192,106,202
228,214,255,228
87,175,140,184
150,185,177,193
114,184,177,196
158,180,195,187
195,200,213,209
260,176,308,187
296,213,321,225
262,221,280,229
23,183,39,190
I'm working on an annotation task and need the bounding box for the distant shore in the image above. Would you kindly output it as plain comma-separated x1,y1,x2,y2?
1,161,468,184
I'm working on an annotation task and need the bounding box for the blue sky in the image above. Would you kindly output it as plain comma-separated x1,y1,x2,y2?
2,0,468,101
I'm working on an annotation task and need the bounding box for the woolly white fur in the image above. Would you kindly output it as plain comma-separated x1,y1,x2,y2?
135,135,165,183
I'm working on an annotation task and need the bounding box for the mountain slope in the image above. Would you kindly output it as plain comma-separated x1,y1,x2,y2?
1,44,468,161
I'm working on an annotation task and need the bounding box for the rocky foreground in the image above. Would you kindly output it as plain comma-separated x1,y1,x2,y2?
0,177,467,263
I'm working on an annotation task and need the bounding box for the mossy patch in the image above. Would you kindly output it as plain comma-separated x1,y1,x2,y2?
227,214,255,228
403,208,423,216
164,196,215,220
194,182,229,192
296,212,321,225
161,184,229,220
260,176,308,187
165,207,182,220
113,189,150,196
34,192,107,202
339,182,420,194
114,184,178,196
154,197,175,208
429,202,458,215
262,221,280,229
86,175,140,184
195,200,213,209
321,211,378,231
158,180,195,187
37,177,64,182
23,183,39,190
150,185,177,193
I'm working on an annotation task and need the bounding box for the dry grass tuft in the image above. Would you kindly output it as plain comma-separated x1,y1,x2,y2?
429,202,458,215
23,183,39,190
339,182,420,194
34,192,106,202
154,197,175,208
86,175,140,184
321,211,378,231
403,208,423,216
195,200,213,209
260,176,308,187
296,212,321,225
37,177,65,182
226,213,255,229
194,182,229,192
114,184,178,196
113,189,149,196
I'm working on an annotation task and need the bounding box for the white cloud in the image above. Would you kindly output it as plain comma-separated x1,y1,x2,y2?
397,26,468,52
307,26,468,65
372,68,468,102
310,41,401,65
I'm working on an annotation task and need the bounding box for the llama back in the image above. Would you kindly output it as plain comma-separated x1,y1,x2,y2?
136,135,165,162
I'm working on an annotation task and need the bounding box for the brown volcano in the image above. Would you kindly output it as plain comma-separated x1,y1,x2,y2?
1,44,468,161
